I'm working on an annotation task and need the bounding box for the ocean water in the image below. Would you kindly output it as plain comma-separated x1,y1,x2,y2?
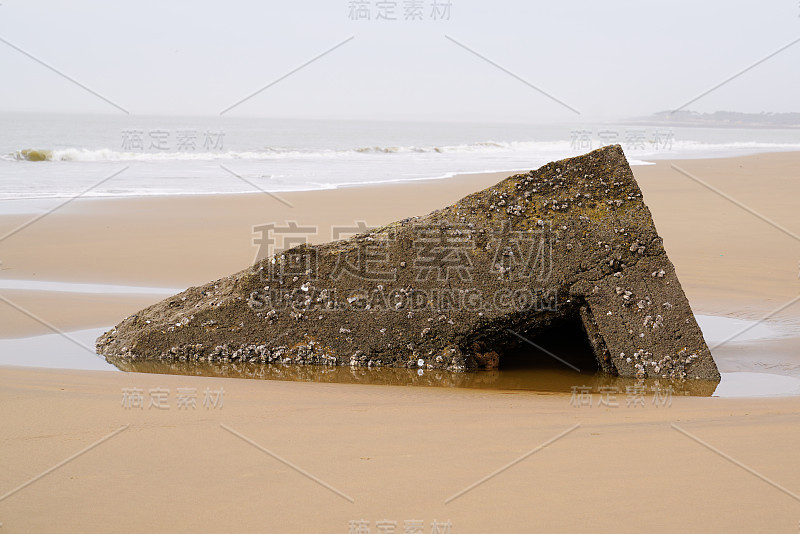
0,113,799,206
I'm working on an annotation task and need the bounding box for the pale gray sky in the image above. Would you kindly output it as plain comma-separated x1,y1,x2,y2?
0,0,798,122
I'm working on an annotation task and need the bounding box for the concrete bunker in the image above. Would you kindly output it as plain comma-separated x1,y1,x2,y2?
97,146,720,382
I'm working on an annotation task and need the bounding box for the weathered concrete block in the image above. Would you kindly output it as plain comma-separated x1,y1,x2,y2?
97,145,720,381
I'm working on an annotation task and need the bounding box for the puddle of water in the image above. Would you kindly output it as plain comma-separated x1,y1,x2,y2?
108,356,717,397
695,314,793,344
0,316,797,397
713,372,800,397
0,328,116,371
105,356,800,398
0,279,180,295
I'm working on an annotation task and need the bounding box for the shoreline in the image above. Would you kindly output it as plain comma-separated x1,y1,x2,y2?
0,168,532,219
3,146,800,210
0,148,796,211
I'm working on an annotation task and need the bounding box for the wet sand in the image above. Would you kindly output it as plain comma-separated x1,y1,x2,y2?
1,152,799,532
1,366,799,533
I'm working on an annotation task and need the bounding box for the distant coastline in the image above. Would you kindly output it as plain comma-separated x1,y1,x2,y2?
628,110,800,129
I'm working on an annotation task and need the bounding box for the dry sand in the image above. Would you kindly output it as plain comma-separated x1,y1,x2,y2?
0,152,799,532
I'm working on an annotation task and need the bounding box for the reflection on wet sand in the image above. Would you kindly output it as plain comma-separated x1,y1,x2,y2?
107,357,718,397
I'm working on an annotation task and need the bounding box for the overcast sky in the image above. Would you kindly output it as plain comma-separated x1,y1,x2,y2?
0,0,798,122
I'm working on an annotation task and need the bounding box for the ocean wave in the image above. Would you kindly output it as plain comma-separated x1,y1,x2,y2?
353,141,522,154
7,139,800,163
7,140,573,162
9,147,319,162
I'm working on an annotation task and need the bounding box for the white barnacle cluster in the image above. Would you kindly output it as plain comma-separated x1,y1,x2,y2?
615,286,633,305
676,348,700,371
643,314,665,330
625,346,701,380
166,315,195,332
154,341,337,367
629,241,646,255
506,204,525,216
348,350,387,368
229,341,336,366
487,190,511,213
627,349,652,378
543,198,571,212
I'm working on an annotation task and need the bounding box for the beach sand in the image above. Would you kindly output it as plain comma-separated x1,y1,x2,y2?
0,152,799,532
2,366,799,533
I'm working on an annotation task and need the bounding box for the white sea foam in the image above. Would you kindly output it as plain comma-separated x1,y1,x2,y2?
2,115,799,201
9,139,800,163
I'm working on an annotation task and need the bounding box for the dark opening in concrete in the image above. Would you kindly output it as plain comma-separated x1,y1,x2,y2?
500,319,599,373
